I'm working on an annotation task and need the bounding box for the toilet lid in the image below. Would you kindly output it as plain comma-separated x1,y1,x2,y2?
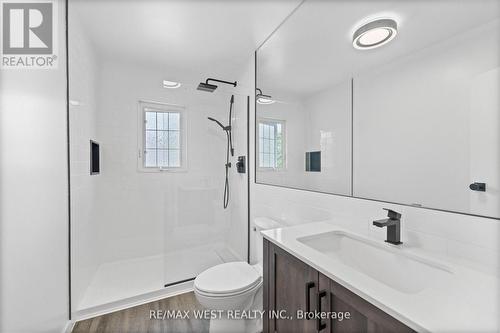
194,262,261,295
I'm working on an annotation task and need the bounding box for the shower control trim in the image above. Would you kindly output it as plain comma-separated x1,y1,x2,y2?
237,156,246,174
469,182,486,192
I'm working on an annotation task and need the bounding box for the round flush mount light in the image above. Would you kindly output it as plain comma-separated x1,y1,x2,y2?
352,18,398,50
162,80,181,89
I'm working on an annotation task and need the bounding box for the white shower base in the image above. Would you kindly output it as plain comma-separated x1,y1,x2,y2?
77,244,240,311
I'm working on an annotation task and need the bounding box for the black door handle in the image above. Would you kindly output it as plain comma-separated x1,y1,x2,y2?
317,290,327,331
305,281,315,318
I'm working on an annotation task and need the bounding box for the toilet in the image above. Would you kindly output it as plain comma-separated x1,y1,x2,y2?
194,217,283,333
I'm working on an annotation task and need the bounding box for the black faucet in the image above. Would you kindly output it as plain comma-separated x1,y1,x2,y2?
373,208,402,245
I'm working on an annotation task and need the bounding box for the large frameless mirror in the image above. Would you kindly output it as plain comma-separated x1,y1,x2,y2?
256,0,500,219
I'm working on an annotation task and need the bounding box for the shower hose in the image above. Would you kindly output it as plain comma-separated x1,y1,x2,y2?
223,95,234,209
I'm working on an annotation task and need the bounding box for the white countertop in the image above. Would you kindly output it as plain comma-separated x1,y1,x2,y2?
262,222,500,332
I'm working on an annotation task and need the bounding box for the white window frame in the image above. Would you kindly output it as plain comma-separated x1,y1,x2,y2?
137,100,188,172
257,118,286,171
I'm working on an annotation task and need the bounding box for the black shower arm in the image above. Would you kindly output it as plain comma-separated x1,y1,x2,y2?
206,78,237,87
255,88,272,99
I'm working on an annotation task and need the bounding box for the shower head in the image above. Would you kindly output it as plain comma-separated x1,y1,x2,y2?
256,88,275,105
197,78,237,93
197,82,218,92
208,117,225,130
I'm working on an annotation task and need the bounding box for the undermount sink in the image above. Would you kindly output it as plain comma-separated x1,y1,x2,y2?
297,231,452,294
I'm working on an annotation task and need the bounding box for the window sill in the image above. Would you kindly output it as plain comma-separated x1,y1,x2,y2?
137,167,188,173
257,167,286,172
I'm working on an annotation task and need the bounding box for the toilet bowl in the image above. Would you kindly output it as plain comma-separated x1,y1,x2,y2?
194,217,282,333
194,261,262,311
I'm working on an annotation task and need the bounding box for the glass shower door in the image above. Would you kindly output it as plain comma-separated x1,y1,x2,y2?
162,88,249,287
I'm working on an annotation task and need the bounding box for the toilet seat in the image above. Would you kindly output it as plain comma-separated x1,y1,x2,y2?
195,279,262,299
194,262,262,297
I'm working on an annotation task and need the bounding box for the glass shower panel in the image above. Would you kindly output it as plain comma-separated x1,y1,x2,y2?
69,0,249,312
162,88,249,287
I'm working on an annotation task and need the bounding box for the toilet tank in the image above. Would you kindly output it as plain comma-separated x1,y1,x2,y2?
251,217,283,266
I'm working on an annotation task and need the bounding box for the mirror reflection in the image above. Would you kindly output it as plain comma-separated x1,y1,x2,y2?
256,0,500,218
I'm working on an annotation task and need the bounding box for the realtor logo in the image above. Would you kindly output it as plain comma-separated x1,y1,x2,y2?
3,2,52,54
1,1,57,68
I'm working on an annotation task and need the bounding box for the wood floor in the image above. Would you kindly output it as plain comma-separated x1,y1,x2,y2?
72,292,209,333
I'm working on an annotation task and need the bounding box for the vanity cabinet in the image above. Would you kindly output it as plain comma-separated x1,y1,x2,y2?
263,239,415,333
264,237,318,333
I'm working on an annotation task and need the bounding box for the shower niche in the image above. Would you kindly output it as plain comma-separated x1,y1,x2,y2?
305,151,321,172
90,140,100,175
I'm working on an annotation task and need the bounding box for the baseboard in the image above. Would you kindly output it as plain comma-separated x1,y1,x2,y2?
72,280,194,322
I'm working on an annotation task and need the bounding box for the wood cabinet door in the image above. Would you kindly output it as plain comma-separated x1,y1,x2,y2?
265,240,318,333
317,273,331,333
330,280,415,333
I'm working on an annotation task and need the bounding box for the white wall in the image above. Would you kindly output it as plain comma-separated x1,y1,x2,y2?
303,81,351,195
354,20,500,217
0,1,69,332
68,13,101,312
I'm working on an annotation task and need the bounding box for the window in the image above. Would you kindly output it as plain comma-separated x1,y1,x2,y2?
258,119,285,169
139,101,186,171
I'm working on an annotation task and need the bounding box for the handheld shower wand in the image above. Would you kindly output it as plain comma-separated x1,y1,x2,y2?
207,117,225,130
208,95,235,209
228,95,234,157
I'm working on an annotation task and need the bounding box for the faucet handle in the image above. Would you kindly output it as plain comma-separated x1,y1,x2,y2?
383,208,401,220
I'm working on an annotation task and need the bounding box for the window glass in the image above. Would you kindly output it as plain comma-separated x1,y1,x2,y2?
144,110,182,168
169,113,180,130
258,120,285,169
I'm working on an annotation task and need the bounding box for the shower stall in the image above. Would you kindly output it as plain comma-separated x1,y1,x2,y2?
68,8,249,315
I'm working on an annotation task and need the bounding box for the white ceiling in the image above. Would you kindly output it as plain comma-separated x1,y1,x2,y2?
69,0,302,84
257,0,500,98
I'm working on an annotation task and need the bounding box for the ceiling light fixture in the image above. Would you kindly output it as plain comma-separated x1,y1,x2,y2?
162,80,181,89
256,88,275,105
352,18,398,50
